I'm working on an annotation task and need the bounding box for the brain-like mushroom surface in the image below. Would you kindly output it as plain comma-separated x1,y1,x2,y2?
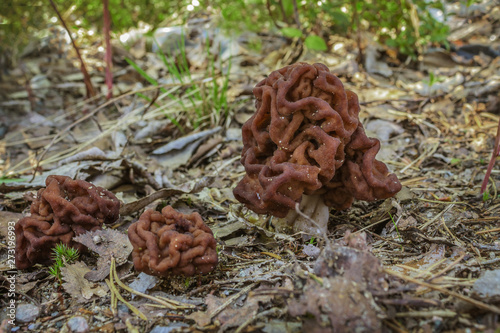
233,62,401,232
15,175,120,269
128,206,218,277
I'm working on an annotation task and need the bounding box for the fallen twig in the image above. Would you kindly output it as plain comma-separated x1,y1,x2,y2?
385,268,500,315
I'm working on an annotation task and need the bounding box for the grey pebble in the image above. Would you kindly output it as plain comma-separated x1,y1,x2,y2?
66,316,89,333
15,303,40,323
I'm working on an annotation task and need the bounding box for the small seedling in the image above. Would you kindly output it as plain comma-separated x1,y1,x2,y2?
48,243,79,282
184,277,191,288
483,192,490,202
388,212,403,245
308,237,317,245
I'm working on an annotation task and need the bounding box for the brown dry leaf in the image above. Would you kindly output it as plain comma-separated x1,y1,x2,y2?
119,176,213,216
393,244,466,278
314,240,388,291
61,261,108,301
186,294,221,327
73,229,133,281
288,277,383,332
188,136,223,167
0,210,22,239
186,308,213,327
289,238,388,331
187,285,274,329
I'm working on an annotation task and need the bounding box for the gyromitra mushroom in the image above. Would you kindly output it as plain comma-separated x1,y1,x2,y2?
233,62,401,236
128,206,218,277
15,175,120,269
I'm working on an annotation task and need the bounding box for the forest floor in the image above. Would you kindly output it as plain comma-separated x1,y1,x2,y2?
1,3,500,333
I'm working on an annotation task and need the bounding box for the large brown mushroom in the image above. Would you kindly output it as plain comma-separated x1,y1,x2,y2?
233,62,401,235
128,206,218,277
15,175,120,269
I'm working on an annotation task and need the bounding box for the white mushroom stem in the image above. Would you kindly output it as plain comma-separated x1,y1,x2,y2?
278,194,330,237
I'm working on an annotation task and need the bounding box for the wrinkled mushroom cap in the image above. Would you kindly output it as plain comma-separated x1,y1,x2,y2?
128,206,218,277
233,62,401,218
15,175,120,269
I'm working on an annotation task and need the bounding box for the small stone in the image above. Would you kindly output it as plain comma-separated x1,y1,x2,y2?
303,244,321,258
16,303,40,323
28,323,41,330
66,316,89,333
150,323,189,333
473,269,500,298
117,304,129,315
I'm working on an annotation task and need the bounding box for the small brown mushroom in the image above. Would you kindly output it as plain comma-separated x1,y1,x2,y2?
15,175,120,269
128,206,218,277
233,62,401,235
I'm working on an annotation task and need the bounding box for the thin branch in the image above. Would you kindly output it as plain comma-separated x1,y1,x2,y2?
291,0,301,29
103,0,113,99
48,0,96,98
266,0,283,29
481,116,500,193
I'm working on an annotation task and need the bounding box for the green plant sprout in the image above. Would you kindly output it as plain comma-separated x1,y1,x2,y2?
184,277,191,288
388,212,403,244
483,192,490,202
48,243,79,282
308,237,316,245
127,31,232,132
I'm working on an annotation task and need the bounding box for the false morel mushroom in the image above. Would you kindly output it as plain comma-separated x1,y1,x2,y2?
128,206,218,277
233,62,401,235
15,175,120,269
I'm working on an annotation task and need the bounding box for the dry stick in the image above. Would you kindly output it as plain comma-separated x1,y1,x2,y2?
385,268,500,315
429,251,466,281
476,226,500,234
266,0,283,29
383,319,409,333
418,203,454,230
48,0,95,98
235,307,285,333
110,258,194,310
28,84,169,181
395,310,457,318
481,115,500,193
210,283,256,320
107,259,147,320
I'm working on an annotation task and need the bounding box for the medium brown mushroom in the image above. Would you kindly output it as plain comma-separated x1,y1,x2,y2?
128,206,218,277
15,175,120,269
233,62,401,235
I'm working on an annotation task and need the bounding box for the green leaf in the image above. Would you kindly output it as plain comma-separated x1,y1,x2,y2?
125,57,159,87
281,27,303,38
450,158,461,165
0,177,27,184
304,35,327,51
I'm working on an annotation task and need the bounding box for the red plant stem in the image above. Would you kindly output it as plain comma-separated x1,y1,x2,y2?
292,0,301,29
481,116,500,193
48,0,96,98
103,0,113,99
21,69,36,111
